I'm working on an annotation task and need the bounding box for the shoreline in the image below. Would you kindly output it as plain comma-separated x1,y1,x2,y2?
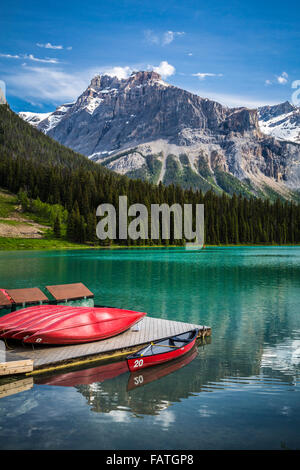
0,237,300,251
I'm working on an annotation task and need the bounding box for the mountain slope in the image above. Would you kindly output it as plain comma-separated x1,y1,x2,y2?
19,71,300,200
258,101,300,144
2,103,300,247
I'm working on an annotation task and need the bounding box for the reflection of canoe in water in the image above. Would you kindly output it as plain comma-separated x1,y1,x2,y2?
35,360,129,387
127,346,198,391
35,347,198,390
0,305,146,344
127,329,198,372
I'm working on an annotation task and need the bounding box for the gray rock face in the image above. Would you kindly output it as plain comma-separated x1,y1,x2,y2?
46,71,230,156
19,71,300,199
259,101,296,121
0,88,6,105
46,72,266,156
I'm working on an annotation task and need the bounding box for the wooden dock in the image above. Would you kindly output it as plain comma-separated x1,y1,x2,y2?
45,283,94,302
5,288,48,306
0,351,33,376
0,282,94,311
0,316,211,377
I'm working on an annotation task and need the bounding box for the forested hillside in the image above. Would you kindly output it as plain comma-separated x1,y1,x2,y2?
1,104,300,245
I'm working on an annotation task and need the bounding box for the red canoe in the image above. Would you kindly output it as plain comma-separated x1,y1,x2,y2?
127,329,198,372
21,306,146,344
0,305,73,338
0,305,63,331
5,305,99,340
127,346,198,390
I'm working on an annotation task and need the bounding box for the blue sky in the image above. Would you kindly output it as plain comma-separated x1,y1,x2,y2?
1,0,299,113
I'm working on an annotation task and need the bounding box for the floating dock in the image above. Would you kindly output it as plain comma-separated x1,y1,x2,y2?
0,351,33,376
45,283,94,302
0,316,211,377
0,283,211,378
0,282,94,311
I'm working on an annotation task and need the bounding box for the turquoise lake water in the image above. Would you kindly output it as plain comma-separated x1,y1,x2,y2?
0,246,299,450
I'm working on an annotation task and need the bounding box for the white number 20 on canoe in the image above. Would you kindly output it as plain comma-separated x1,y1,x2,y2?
133,359,144,368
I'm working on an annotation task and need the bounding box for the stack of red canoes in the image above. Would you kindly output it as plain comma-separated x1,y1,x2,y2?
0,305,146,345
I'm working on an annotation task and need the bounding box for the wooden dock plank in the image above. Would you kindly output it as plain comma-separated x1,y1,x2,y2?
6,288,48,305
2,316,211,375
46,283,94,302
0,353,34,376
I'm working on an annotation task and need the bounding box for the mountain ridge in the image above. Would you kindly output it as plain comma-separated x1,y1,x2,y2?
19,71,300,200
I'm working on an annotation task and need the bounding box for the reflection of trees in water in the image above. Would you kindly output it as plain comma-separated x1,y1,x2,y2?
261,338,300,385
25,249,300,415
76,312,300,417
75,337,259,416
88,252,300,354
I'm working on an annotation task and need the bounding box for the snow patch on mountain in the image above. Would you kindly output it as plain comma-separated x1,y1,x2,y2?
19,102,75,133
258,102,300,143
17,72,300,199
19,111,52,127
85,97,104,114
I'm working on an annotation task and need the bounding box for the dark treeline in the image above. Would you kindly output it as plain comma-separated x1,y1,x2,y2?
1,104,300,245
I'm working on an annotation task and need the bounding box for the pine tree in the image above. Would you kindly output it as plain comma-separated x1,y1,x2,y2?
53,215,61,238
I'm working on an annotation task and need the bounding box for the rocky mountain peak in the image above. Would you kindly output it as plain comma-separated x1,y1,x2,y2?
259,101,296,121
128,70,162,84
258,101,300,143
89,74,121,91
18,71,300,200
88,70,165,92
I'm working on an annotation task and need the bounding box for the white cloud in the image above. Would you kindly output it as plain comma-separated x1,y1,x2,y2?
0,53,21,59
277,72,288,84
190,88,278,108
144,30,185,46
36,42,63,50
7,66,89,104
0,52,59,64
6,62,158,106
192,72,223,80
187,52,193,56
24,54,59,64
265,72,289,86
162,31,185,46
152,61,175,78
144,29,160,45
101,66,132,79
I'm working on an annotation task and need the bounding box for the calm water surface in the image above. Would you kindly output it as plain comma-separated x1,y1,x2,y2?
0,246,299,450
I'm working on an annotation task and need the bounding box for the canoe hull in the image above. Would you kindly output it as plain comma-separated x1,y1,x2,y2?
0,306,72,338
22,306,146,344
0,305,77,335
127,329,198,372
127,347,198,390
0,305,146,345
